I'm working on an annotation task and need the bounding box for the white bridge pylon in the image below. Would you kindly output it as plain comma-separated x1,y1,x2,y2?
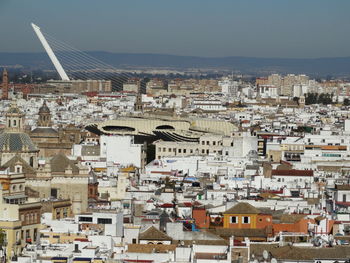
31,23,70,81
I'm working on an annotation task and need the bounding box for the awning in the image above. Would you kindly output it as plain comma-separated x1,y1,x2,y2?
4,194,27,200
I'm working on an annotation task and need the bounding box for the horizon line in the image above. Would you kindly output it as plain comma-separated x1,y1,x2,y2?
0,51,350,60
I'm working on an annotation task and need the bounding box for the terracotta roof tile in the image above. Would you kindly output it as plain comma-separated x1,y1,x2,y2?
223,202,261,215
250,244,350,261
336,184,350,191
139,226,172,241
272,169,313,177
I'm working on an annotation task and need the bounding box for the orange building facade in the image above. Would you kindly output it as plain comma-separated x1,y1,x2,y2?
222,203,272,229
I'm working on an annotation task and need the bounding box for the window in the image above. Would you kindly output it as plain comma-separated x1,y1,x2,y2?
33,229,37,241
243,216,250,224
79,216,93,222
63,208,68,218
51,188,58,199
183,149,186,154
343,194,347,202
230,216,238,224
56,209,61,219
97,218,112,224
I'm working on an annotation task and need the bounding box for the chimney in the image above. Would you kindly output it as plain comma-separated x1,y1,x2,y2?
230,235,234,247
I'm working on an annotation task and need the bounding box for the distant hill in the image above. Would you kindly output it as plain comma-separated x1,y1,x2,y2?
1,51,350,76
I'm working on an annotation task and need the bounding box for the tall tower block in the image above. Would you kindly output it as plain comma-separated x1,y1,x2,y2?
2,69,8,100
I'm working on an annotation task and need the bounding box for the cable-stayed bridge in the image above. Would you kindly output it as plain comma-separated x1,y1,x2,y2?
31,23,134,91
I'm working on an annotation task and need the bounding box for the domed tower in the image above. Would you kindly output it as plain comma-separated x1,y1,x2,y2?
37,101,52,127
5,101,25,132
30,101,59,154
0,101,38,167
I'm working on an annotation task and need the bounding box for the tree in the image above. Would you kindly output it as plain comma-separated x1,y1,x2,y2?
305,93,318,105
0,229,5,247
0,229,6,261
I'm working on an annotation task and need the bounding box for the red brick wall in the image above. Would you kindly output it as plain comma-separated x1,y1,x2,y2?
256,214,273,229
273,219,311,234
88,182,99,200
193,208,209,228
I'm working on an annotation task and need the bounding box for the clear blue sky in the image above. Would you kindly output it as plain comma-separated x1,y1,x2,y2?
0,0,349,58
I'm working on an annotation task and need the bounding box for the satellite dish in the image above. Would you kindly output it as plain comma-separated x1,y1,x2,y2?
263,250,269,260
271,258,277,263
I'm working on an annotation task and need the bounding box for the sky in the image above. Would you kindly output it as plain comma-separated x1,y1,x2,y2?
0,0,349,58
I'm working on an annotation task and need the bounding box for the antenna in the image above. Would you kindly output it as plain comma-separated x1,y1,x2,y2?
31,23,70,81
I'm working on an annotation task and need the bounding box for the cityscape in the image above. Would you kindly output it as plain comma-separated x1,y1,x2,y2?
1,1,350,263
